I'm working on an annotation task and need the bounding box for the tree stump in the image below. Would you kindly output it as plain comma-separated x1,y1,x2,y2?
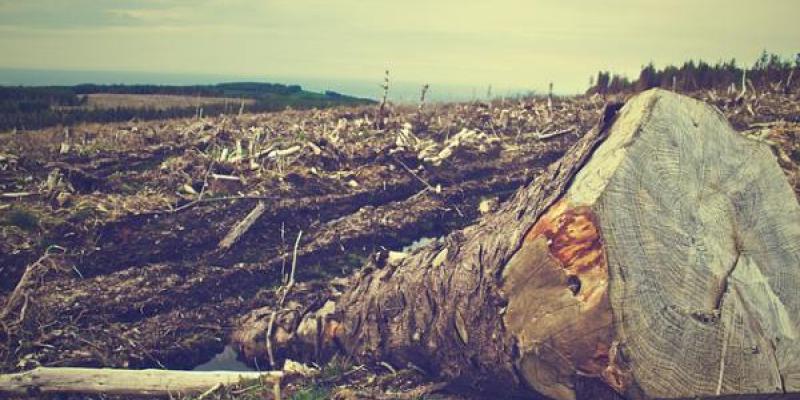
499,89,800,399
234,89,800,399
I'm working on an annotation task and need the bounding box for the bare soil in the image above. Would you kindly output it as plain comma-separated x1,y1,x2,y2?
1,89,798,398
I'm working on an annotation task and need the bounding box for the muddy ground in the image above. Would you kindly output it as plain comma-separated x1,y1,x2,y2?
1,89,799,398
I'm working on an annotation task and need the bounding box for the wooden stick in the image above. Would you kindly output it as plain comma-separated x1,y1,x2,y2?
534,127,573,140
0,367,282,397
737,68,747,101
197,160,216,200
218,201,267,252
393,156,436,192
0,192,39,199
267,230,303,367
375,70,390,129
288,229,303,286
1,254,49,320
196,382,223,400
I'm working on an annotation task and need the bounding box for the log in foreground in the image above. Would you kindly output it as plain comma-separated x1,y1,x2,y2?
234,89,800,399
0,367,282,397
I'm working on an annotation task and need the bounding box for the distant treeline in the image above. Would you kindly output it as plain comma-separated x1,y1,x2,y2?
72,82,306,98
587,51,800,95
0,82,372,131
0,86,87,114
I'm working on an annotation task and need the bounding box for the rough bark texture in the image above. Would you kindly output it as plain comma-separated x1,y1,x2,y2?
234,89,800,399
329,104,621,397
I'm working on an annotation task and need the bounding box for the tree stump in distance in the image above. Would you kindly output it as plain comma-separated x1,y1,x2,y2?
234,89,800,399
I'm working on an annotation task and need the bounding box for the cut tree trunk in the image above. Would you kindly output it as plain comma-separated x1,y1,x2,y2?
233,89,800,400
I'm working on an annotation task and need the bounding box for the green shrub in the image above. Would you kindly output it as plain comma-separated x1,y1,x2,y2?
290,385,330,400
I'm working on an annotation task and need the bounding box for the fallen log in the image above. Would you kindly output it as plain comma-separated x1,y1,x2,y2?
234,89,800,399
0,367,282,397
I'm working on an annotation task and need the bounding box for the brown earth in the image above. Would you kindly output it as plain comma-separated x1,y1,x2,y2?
0,88,798,398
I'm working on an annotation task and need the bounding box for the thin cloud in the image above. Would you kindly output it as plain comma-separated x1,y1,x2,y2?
0,0,797,93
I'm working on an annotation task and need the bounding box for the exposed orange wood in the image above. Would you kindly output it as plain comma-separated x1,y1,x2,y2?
520,199,629,392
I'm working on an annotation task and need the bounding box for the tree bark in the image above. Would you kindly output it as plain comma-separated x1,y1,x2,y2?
234,89,800,399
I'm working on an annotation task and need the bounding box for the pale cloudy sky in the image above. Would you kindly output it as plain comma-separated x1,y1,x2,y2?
0,0,798,95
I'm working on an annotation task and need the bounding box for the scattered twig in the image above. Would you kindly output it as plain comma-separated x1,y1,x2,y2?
1,253,51,320
418,84,430,113
266,230,303,367
414,84,430,132
375,70,390,130
288,229,302,286
0,192,39,199
392,157,436,193
218,201,267,253
736,69,747,102
16,294,29,325
535,127,574,140
407,186,431,202
378,361,397,374
196,382,223,400
197,160,216,200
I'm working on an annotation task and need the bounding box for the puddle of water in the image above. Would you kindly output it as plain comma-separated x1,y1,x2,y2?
192,345,254,371
402,236,442,253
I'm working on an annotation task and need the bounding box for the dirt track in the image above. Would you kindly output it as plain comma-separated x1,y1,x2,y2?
1,90,798,390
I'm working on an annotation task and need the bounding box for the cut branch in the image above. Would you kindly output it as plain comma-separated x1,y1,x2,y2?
1,253,51,320
218,201,267,253
0,367,282,397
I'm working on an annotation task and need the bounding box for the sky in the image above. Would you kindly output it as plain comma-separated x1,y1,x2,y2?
0,0,798,99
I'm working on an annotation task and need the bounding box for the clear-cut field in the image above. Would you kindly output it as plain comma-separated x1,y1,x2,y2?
1,89,799,398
